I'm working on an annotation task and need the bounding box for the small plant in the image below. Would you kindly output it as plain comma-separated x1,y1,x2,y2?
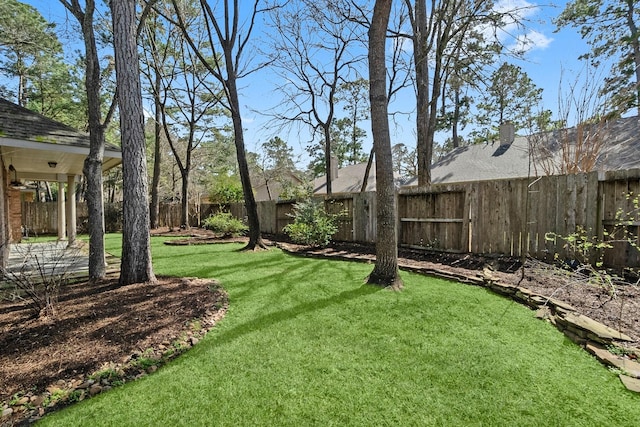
162,347,176,358
190,319,202,332
606,345,635,358
202,212,248,237
545,225,612,268
173,339,188,351
283,198,341,247
43,389,69,407
131,348,161,370
67,389,84,403
90,364,123,382
545,227,620,296
9,392,25,406
543,191,640,315
133,357,158,370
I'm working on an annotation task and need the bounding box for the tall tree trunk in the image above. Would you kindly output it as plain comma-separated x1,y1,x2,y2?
169,0,265,249
414,0,430,186
112,0,156,285
76,0,107,281
150,70,162,229
180,168,189,228
425,45,443,167
0,158,9,268
351,103,359,164
18,70,26,107
44,182,53,202
360,148,374,193
225,68,265,250
367,0,402,289
452,88,460,148
324,124,333,194
626,0,640,115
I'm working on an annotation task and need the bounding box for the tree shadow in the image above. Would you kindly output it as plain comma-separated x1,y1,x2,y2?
209,283,382,347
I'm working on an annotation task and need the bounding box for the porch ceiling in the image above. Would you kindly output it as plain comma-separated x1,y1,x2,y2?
0,137,121,182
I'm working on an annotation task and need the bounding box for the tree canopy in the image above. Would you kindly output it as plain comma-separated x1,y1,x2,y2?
556,0,640,115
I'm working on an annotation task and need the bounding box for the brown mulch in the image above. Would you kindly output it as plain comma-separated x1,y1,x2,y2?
150,226,249,246
0,274,227,424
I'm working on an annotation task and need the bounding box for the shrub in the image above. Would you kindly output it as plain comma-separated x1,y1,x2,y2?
283,199,339,247
208,176,244,204
202,212,248,237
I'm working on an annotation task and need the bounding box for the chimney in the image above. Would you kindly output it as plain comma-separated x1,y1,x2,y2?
499,121,515,146
330,154,339,180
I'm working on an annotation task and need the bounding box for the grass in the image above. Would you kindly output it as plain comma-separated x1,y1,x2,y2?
20,234,65,243
39,234,640,426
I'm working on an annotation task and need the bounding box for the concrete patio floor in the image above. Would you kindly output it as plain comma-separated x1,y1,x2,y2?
4,240,119,280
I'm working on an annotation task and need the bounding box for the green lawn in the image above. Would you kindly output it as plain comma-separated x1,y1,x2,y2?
40,234,640,426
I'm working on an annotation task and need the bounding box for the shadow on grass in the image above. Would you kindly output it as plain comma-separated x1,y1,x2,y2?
211,283,382,346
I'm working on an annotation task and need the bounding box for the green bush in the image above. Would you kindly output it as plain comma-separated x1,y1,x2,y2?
283,199,339,247
202,212,248,237
208,176,244,204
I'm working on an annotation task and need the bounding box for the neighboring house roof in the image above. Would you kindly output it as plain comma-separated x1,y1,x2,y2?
0,98,121,182
252,170,305,201
312,162,403,194
405,115,640,185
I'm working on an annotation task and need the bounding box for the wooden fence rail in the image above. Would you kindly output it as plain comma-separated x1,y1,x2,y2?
21,169,640,268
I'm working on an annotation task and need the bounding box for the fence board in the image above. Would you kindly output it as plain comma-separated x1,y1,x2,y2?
275,201,295,235
257,201,277,234
353,192,376,242
398,189,465,252
323,195,354,242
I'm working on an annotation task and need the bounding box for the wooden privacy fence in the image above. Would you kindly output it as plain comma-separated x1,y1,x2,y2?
20,168,640,268
398,187,467,252
398,169,640,268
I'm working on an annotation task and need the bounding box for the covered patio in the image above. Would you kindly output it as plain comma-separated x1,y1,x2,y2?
0,98,121,268
0,99,121,247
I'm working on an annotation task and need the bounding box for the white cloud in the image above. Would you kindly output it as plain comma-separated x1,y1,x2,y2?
493,0,537,16
478,0,555,56
512,30,554,54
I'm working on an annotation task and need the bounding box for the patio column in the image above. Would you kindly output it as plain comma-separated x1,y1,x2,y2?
66,175,77,246
57,179,66,241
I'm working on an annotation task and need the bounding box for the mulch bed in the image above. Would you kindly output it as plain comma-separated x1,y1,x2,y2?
1,275,226,425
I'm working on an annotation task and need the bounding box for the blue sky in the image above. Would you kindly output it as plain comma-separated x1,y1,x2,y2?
19,0,598,167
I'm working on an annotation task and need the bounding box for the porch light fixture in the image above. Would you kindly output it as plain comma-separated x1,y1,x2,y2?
8,164,25,189
48,161,57,168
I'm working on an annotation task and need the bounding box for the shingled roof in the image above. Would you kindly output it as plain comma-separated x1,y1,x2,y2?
0,98,119,151
405,115,640,185
0,98,121,182
312,162,404,194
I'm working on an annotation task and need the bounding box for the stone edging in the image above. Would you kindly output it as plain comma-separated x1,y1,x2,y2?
277,243,640,393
